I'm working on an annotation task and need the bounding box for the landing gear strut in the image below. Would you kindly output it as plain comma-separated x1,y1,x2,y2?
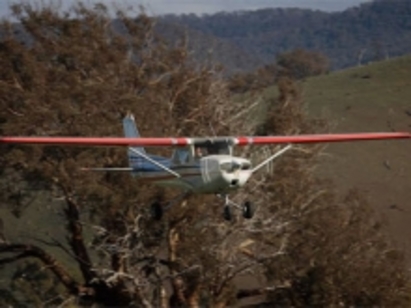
223,205,232,221
219,195,255,221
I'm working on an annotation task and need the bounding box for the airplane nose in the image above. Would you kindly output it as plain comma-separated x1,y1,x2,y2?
222,171,251,189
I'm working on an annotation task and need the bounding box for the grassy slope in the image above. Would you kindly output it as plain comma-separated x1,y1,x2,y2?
0,195,84,291
303,55,411,257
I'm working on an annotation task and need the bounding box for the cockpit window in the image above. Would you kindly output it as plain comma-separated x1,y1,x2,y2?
195,146,208,158
172,149,189,164
178,150,189,163
209,145,230,155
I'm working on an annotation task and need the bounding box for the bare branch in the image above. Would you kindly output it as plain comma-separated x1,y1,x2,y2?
59,184,96,283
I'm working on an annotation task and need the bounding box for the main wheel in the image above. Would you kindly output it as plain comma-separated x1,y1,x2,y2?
150,202,163,220
242,201,254,219
223,205,232,221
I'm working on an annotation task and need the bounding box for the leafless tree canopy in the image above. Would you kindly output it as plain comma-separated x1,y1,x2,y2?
0,3,409,307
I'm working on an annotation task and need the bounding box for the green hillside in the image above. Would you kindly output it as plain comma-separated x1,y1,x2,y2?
303,55,411,256
305,55,411,123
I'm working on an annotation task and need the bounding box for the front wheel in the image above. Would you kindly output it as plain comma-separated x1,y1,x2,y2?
150,202,163,220
242,201,254,219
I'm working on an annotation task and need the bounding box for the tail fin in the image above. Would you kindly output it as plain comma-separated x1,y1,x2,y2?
123,114,146,168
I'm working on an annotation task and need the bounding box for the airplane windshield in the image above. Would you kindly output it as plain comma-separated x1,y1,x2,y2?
195,145,230,157
193,141,233,156
208,144,230,155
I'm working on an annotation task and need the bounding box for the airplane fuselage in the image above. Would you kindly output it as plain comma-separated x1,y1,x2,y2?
132,155,252,194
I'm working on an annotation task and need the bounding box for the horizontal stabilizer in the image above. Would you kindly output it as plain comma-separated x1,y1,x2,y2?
81,167,133,172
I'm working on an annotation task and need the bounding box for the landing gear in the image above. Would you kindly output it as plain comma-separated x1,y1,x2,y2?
219,195,255,221
242,201,254,219
223,205,232,221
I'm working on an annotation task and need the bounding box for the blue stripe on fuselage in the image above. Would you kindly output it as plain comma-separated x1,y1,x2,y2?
129,155,200,172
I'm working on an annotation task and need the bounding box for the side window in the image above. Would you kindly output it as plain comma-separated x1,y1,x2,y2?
195,146,208,158
178,150,189,163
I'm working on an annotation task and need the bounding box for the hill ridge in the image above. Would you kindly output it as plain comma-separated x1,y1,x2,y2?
160,0,411,72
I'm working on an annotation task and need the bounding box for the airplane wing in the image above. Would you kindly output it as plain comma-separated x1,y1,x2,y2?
234,132,411,145
0,137,191,146
1,132,410,147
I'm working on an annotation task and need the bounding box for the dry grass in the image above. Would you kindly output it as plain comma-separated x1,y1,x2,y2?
302,55,411,264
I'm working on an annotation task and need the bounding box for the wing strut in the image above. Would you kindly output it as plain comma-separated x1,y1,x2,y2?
252,144,292,174
82,167,133,172
128,148,181,178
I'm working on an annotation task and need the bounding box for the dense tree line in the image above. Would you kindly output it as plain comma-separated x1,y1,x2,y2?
0,3,410,307
161,0,411,72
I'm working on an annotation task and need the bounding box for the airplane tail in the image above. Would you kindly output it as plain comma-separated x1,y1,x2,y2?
123,114,146,168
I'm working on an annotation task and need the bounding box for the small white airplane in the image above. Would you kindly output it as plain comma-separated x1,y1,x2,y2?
1,114,411,220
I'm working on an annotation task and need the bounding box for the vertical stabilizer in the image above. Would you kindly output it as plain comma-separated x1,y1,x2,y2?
123,114,146,168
